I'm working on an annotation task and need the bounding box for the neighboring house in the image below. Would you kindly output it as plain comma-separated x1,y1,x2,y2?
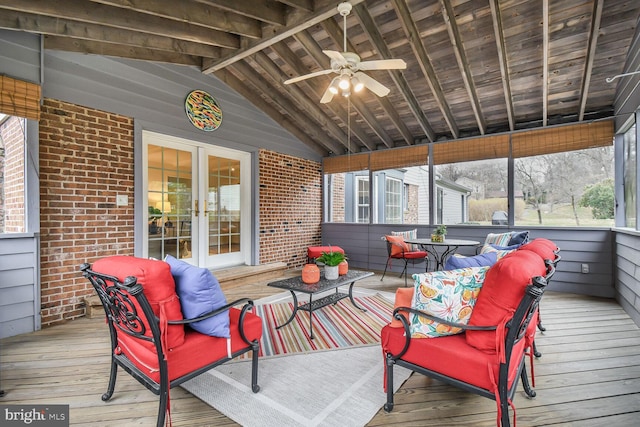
435,177,472,225
333,167,472,225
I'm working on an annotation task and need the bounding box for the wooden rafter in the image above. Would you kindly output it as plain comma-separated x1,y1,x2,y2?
270,43,376,151
1,10,224,59
489,0,514,131
95,0,263,39
353,4,436,143
542,0,549,126
251,51,355,153
192,0,286,25
44,36,202,66
202,0,365,73
579,0,604,121
217,68,328,155
293,30,394,149
0,0,240,49
321,12,415,146
439,0,486,135
390,0,459,139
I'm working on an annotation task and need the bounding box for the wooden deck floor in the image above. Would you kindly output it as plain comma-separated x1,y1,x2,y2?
2,271,640,426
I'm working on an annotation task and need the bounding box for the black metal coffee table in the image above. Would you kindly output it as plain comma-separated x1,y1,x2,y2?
267,269,374,339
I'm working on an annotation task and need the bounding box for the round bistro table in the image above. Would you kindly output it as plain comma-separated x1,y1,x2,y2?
405,238,480,271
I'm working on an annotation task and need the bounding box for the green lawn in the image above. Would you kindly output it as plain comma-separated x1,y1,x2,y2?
515,203,614,227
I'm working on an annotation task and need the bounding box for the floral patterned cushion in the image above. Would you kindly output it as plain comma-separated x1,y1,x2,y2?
409,267,489,338
392,229,418,251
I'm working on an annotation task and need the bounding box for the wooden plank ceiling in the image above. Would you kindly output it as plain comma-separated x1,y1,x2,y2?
2,0,639,156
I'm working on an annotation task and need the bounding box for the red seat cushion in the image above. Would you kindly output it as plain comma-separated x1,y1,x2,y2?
93,256,185,350
391,250,428,259
116,307,262,383
307,246,345,258
466,250,546,353
382,325,525,392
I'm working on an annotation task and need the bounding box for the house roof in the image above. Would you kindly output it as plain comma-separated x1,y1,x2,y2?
2,0,639,156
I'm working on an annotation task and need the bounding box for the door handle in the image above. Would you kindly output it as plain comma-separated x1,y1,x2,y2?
194,199,199,217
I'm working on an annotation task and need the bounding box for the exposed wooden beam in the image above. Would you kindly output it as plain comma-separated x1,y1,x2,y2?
276,0,314,12
390,0,459,139
193,0,286,26
439,0,486,135
293,30,394,148
270,43,376,151
0,0,240,49
0,10,224,59
542,0,549,127
93,0,263,39
252,51,356,153
44,36,201,66
215,66,329,156
579,0,604,121
489,0,514,131
321,13,414,146
352,4,436,143
201,0,365,73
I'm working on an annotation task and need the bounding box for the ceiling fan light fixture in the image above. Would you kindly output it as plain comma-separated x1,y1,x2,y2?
341,87,351,97
351,76,364,92
328,77,340,94
338,75,351,90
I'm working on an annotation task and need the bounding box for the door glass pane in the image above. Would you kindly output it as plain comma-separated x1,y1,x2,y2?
208,155,241,255
148,145,192,259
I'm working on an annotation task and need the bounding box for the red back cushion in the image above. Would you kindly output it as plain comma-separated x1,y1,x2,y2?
386,235,410,256
519,238,558,262
465,250,546,353
92,256,185,350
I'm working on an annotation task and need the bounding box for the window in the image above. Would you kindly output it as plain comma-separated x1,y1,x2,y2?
385,177,402,224
355,175,370,223
435,158,507,225
323,121,614,227
0,114,26,233
623,123,637,229
514,146,614,226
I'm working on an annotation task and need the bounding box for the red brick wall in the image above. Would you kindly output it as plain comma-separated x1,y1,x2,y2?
37,100,323,327
259,149,322,268
39,99,135,326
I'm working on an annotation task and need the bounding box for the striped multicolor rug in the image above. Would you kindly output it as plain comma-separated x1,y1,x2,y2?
244,293,394,358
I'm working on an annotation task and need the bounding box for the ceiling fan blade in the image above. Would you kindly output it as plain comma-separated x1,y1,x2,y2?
353,72,390,97
284,68,334,85
322,50,347,66
358,58,407,71
320,86,335,104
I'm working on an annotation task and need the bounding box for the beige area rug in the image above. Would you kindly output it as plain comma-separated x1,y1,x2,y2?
181,289,412,426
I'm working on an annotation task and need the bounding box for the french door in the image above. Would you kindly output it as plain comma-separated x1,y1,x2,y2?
143,131,251,268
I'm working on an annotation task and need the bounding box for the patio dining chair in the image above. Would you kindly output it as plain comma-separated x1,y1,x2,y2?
80,256,262,427
381,235,429,286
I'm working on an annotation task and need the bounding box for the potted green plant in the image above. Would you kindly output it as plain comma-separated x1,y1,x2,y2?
431,224,447,243
315,249,346,280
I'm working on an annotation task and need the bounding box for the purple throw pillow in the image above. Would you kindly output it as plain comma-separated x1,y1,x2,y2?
165,255,230,338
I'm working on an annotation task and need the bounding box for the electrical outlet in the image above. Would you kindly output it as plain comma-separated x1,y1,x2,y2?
581,263,590,274
116,195,128,206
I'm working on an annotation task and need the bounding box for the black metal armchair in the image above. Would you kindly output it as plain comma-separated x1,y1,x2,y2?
80,259,262,427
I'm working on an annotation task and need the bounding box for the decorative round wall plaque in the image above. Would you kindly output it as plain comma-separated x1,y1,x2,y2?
184,89,223,131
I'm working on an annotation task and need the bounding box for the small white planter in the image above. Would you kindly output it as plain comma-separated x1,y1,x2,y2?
324,265,339,280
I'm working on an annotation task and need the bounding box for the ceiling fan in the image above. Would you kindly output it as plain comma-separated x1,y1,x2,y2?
283,1,406,103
